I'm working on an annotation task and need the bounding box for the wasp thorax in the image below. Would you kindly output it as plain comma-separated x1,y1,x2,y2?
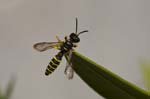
64,41,73,49
69,33,80,43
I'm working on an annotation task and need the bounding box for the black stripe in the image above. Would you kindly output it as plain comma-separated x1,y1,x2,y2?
46,68,52,72
50,62,57,68
47,65,55,72
52,58,60,65
45,69,52,76
45,72,49,75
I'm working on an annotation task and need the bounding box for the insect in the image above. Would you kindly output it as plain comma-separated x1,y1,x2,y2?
33,18,88,79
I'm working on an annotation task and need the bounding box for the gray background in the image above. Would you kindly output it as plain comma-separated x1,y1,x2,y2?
0,0,149,99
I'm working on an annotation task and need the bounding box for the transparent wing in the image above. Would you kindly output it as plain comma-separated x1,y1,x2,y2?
64,50,74,80
33,42,62,52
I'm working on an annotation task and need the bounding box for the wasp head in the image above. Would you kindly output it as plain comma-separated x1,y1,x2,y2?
69,33,80,43
69,18,88,43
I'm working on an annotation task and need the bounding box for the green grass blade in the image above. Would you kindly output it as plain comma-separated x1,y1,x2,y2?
71,52,150,99
140,61,150,93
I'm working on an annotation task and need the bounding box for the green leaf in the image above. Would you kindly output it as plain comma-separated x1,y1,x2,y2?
71,51,150,99
140,61,150,93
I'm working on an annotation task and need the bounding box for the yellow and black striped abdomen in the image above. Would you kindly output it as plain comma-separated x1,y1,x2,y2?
45,55,62,76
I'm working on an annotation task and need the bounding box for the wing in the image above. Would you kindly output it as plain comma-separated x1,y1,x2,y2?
64,50,74,80
33,42,63,52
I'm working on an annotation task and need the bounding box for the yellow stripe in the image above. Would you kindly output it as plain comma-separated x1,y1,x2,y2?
48,64,56,69
54,56,61,62
51,61,58,66
46,68,52,72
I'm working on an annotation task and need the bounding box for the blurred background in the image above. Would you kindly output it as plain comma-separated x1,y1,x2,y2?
0,0,150,99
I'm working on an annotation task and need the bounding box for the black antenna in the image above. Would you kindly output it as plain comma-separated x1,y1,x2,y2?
78,30,88,36
75,18,78,34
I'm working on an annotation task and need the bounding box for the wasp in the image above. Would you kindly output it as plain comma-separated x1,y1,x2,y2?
33,18,88,79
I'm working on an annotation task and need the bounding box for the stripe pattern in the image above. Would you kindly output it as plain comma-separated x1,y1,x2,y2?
45,55,61,76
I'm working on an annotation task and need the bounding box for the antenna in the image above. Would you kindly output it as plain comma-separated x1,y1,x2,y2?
75,18,88,36
75,18,78,34
78,30,88,36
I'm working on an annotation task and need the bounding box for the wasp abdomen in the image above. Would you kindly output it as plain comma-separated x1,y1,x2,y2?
45,52,63,76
